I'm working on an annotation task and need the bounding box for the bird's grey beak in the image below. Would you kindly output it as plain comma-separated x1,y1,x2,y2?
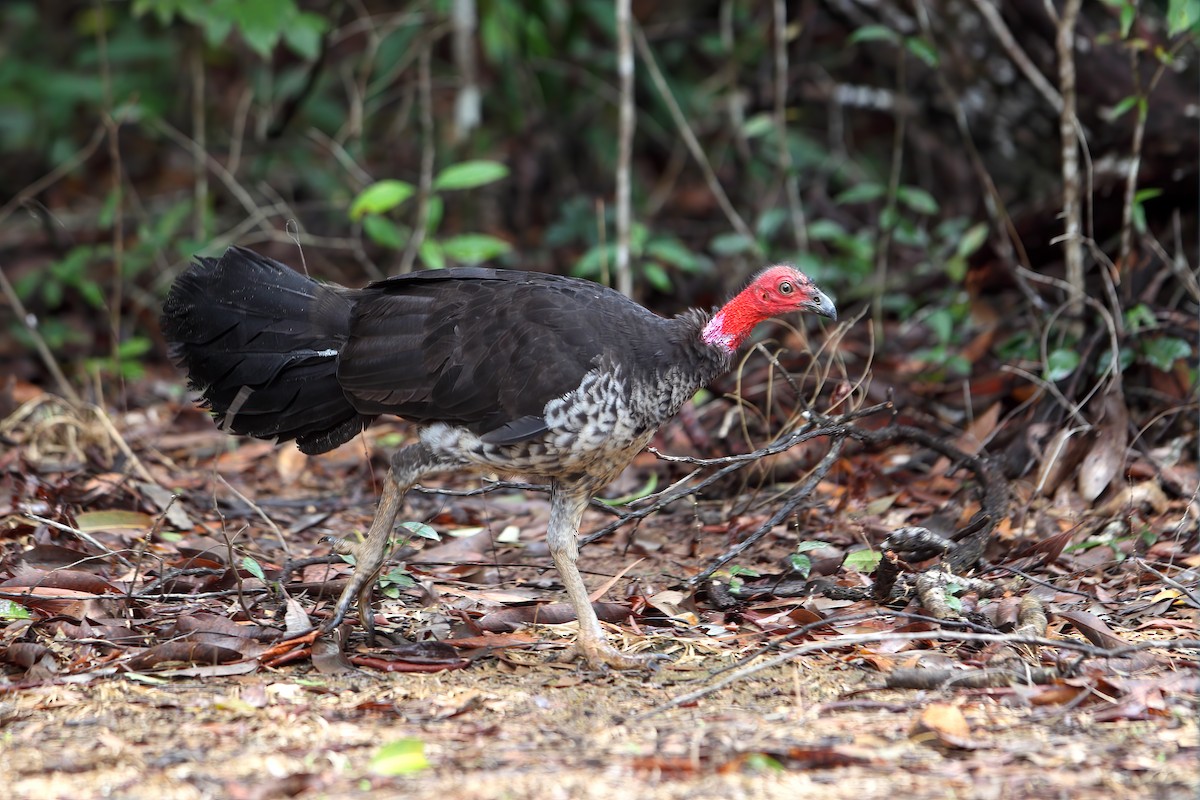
809,288,837,320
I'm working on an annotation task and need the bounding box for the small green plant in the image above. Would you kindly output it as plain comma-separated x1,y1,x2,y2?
788,540,831,579
725,564,760,594
85,336,154,381
842,548,882,573
572,222,711,292
351,160,512,268
909,302,973,379
1066,525,1157,562
377,521,441,598
547,197,712,292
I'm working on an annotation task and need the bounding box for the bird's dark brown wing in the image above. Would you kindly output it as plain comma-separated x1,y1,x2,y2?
335,268,672,441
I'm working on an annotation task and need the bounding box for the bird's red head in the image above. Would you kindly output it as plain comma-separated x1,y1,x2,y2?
701,264,836,353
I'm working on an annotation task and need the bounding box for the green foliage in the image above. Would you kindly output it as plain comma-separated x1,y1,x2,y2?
378,567,416,599
1168,0,1200,34
350,181,416,219
842,549,882,573
1045,348,1081,382
352,160,513,267
133,0,329,59
14,246,107,312
399,521,441,541
1065,525,1157,562
241,555,266,581
0,600,32,620
788,540,831,579
548,198,713,292
85,336,154,381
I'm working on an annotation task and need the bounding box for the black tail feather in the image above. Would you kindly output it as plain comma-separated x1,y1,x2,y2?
161,246,374,454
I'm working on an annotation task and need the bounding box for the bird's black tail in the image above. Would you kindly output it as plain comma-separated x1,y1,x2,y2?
160,246,374,454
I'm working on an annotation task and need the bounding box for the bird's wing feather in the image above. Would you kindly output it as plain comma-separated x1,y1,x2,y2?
335,269,665,440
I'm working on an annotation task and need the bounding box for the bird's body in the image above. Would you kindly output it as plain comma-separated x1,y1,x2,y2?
162,246,834,668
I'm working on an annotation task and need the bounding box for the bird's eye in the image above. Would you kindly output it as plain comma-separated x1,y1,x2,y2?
779,281,794,295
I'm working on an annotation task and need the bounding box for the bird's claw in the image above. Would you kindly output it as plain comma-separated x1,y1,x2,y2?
320,534,357,556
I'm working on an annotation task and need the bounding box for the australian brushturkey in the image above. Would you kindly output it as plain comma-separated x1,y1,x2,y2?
161,246,835,668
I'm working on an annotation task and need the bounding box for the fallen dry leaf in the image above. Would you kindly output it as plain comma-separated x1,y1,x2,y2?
911,703,974,749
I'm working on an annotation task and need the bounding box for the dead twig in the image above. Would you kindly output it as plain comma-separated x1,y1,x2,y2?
21,513,136,570
0,265,82,405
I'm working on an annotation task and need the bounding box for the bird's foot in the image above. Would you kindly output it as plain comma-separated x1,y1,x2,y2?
317,534,381,644
557,640,668,671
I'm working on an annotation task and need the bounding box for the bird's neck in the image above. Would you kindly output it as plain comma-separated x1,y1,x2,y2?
700,289,764,354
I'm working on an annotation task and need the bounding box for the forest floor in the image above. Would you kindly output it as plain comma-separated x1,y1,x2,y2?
2,349,1198,800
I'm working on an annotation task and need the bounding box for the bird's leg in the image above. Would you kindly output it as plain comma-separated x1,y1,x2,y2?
547,485,655,670
321,443,441,643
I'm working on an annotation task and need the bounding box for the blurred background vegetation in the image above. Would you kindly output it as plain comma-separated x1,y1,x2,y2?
0,0,1196,496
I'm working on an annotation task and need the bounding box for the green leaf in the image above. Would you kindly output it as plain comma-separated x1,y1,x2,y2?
904,36,939,67
646,237,708,272
956,222,989,259
794,540,831,553
432,160,509,191
834,183,886,205
598,472,658,506
425,195,445,235
399,521,441,541
806,219,847,242
728,565,760,577
1123,303,1156,333
0,599,31,620
440,233,511,264
241,556,266,581
380,567,416,590
370,739,429,776
755,207,789,240
741,113,776,139
78,280,106,310
642,261,672,292
350,180,415,219
419,239,446,270
788,553,812,578
1141,337,1192,371
709,232,754,256
282,11,328,60
117,337,153,358
572,243,615,278
925,307,954,343
1120,2,1136,37
842,549,882,572
849,25,898,45
897,186,939,215
1168,0,1200,35
944,256,967,284
744,753,785,772
1104,95,1139,122
630,222,650,254
1045,348,1081,382
233,0,295,59
362,214,407,249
